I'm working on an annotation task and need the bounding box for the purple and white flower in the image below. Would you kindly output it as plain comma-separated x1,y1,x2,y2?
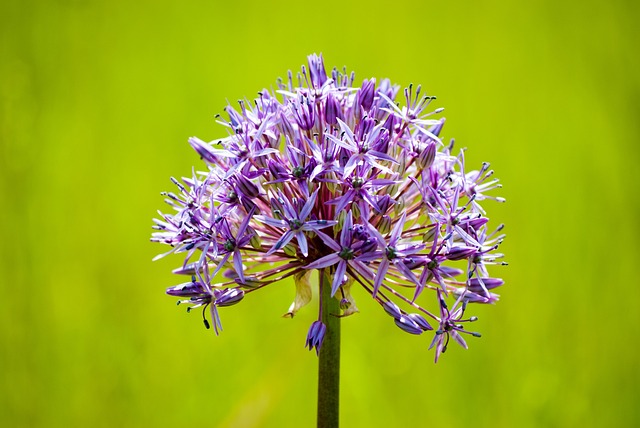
152,54,507,360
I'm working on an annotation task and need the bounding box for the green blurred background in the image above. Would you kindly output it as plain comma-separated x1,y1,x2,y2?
2,0,639,426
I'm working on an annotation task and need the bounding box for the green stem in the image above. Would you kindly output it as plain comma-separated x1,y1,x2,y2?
317,268,340,428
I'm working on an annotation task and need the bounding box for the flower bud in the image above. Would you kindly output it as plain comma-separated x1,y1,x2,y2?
360,238,378,254
292,96,315,130
376,195,394,214
351,223,368,241
188,137,219,163
467,217,489,230
417,141,436,170
324,93,341,125
305,321,327,355
307,54,327,88
235,175,259,199
268,159,288,180
394,197,406,216
333,210,346,235
351,203,361,220
213,288,245,307
422,227,438,243
248,227,262,250
357,78,376,112
394,315,423,335
468,277,504,292
166,280,208,297
446,246,477,261
377,215,392,235
407,313,433,331
382,301,402,319
428,118,445,137
357,117,376,141
402,256,427,270
283,243,297,258
381,110,396,132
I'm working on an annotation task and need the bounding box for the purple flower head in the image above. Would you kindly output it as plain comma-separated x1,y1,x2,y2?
152,54,507,361
307,53,328,89
305,321,327,355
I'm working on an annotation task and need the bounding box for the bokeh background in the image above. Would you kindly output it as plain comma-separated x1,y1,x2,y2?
2,0,639,427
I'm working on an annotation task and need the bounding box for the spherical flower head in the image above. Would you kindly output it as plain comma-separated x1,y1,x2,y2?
151,53,507,361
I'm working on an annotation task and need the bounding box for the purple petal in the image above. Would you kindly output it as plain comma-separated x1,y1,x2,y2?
368,150,398,164
355,251,384,262
305,321,327,355
450,330,469,349
326,133,356,152
237,206,256,238
439,266,464,278
336,118,356,147
340,211,353,246
300,190,318,220
279,193,297,219
166,280,209,297
210,252,231,279
342,154,362,178
364,219,386,250
468,277,504,292
453,225,481,247
373,258,390,297
303,220,336,231
269,230,294,255
254,215,288,228
305,253,340,270
214,288,245,307
313,230,342,252
171,262,201,276
407,313,433,331
189,137,220,163
254,147,280,157
361,190,382,213
331,260,347,296
389,212,406,244
296,231,308,257
367,158,394,175
382,300,402,319
350,260,374,281
233,248,245,283
395,259,421,287
210,305,222,335
369,178,399,187
428,331,442,351
331,190,355,215
395,315,423,335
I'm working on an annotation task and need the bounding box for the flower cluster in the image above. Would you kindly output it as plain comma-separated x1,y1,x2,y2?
152,54,506,362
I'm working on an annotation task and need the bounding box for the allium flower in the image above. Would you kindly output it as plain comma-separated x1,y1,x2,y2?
152,54,506,362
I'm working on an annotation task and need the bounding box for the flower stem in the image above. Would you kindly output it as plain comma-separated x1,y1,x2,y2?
317,268,340,428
